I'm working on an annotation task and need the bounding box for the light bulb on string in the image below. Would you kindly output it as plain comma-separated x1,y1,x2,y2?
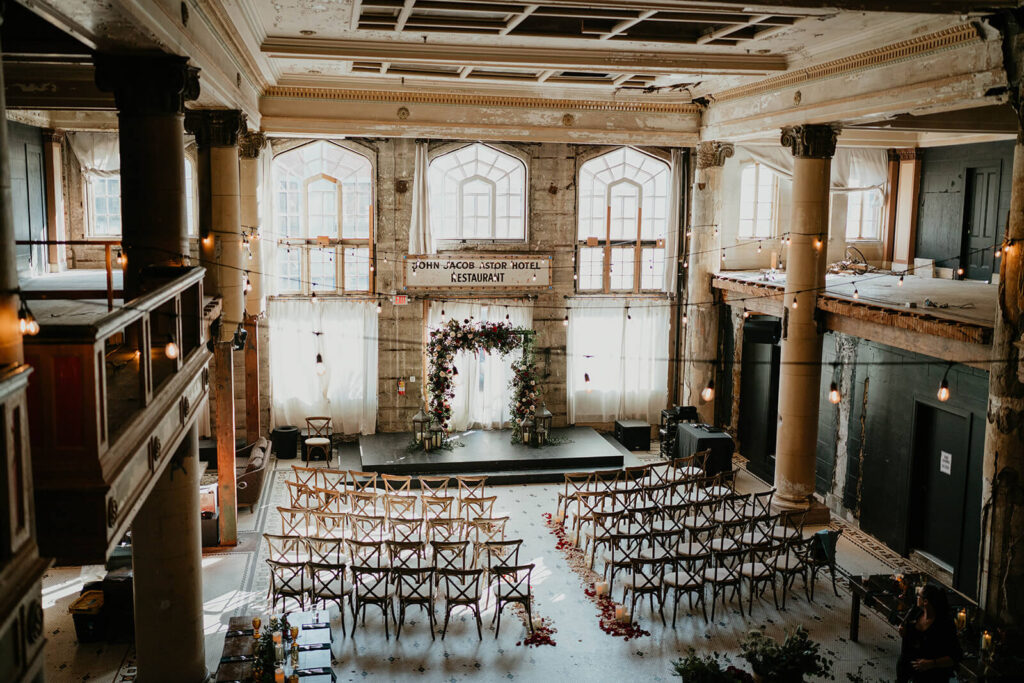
244,275,252,294
743,310,750,319
17,299,39,336
700,379,715,403
829,382,841,404
898,274,904,286
315,352,326,376
376,301,382,314
996,245,1003,258
311,290,317,303
937,364,952,402
164,335,179,359
563,313,569,327
685,229,692,238
682,312,688,325
584,372,592,393
814,238,822,250
957,267,964,277
626,307,631,320
791,297,798,309
452,365,459,377
852,286,859,300
757,241,762,254
532,273,537,282
116,249,126,268
721,249,726,262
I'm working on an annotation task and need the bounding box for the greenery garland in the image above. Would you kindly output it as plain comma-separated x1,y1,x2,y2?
425,317,537,445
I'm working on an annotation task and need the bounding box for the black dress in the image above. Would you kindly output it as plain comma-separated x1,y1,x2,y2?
897,608,963,682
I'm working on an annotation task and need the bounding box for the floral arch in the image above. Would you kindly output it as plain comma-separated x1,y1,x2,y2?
426,317,539,443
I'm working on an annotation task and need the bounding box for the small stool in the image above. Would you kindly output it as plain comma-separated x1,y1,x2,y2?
304,416,333,464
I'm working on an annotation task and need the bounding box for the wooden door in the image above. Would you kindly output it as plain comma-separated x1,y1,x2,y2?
961,165,999,282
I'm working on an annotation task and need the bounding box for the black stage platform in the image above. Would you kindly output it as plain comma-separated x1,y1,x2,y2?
359,427,626,483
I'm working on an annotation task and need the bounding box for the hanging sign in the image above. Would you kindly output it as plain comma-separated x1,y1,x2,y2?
939,451,952,475
403,254,553,290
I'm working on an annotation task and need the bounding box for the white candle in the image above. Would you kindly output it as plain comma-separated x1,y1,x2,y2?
554,511,564,524
614,605,631,622
595,581,609,596
982,631,993,652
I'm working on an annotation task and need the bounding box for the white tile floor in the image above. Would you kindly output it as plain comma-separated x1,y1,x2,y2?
43,454,903,682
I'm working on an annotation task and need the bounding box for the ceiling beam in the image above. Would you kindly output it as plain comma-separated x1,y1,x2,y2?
395,0,417,31
261,37,789,74
427,0,1013,12
499,4,538,35
597,10,657,41
697,15,771,44
848,105,1019,134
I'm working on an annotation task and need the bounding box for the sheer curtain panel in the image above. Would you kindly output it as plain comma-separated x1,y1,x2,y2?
269,299,378,434
426,301,533,431
567,299,669,424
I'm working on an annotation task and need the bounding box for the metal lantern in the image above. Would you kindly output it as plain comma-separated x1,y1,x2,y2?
521,417,534,446
429,420,444,450
412,404,430,444
535,403,553,446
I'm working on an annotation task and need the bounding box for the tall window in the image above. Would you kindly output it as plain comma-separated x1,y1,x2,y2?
429,143,526,241
272,141,373,295
87,176,122,237
738,163,778,238
577,148,670,293
184,157,197,237
845,185,882,240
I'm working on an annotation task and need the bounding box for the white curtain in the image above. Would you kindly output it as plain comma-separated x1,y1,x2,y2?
260,142,279,298
408,141,434,254
269,298,378,434
664,148,684,293
426,300,533,431
739,145,888,193
66,131,120,178
567,298,669,423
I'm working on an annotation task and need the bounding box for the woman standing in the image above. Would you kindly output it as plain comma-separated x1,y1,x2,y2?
897,583,962,682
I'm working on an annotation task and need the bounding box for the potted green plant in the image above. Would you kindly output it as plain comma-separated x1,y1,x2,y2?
739,626,834,682
673,650,754,683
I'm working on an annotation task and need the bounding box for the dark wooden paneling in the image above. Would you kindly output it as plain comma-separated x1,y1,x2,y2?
914,141,1013,270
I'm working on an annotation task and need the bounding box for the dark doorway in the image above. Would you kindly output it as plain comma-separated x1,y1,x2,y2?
909,402,971,583
8,121,47,275
961,165,1000,282
738,316,780,482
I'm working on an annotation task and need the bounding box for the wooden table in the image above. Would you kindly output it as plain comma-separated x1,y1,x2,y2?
215,612,334,682
847,573,914,642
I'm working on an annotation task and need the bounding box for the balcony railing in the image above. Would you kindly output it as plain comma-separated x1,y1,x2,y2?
24,266,213,563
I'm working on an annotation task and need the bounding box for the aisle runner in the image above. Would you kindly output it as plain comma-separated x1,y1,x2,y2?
543,513,651,640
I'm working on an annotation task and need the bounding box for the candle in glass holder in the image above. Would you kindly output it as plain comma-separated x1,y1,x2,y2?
982,631,993,653
595,581,609,596
289,675,299,683
956,609,967,631
252,616,261,632
290,643,299,666
290,625,299,641
614,605,631,622
274,667,285,683
554,511,564,524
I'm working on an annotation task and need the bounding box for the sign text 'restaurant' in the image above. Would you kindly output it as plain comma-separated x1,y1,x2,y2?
404,255,552,289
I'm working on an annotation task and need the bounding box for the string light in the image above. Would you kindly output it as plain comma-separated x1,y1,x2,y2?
18,299,39,336
956,267,964,277
937,364,952,402
452,365,459,377
828,361,841,404
742,310,750,319
852,286,859,300
898,274,904,286
243,273,252,293
814,238,822,250
721,249,726,262
700,378,715,402
315,352,326,376
202,234,213,248
757,241,762,254
682,312,688,325
563,313,569,326
626,307,631,320
376,301,382,314
164,335,179,359
116,249,126,268
584,372,592,393
791,297,798,309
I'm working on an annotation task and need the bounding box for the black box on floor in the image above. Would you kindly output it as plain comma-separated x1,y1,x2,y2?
103,567,134,642
202,511,220,547
614,419,650,451
69,591,105,643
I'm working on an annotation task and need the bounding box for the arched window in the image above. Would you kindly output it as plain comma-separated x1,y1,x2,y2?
272,141,374,294
577,147,670,293
429,143,526,241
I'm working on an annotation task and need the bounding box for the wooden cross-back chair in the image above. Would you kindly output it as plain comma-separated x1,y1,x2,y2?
491,564,535,638
418,475,451,498
291,464,319,488
456,475,488,500
304,417,333,463
381,474,412,496
437,568,484,640
266,559,308,612
310,510,347,539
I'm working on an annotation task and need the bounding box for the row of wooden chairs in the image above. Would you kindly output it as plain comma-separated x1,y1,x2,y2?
266,547,535,640
288,466,487,500
284,486,502,521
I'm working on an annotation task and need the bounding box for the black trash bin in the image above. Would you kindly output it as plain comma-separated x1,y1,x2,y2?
272,425,299,460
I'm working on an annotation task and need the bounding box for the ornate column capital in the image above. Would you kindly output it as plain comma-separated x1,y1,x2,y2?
94,54,199,116
696,141,734,169
238,131,267,159
184,109,246,149
780,124,840,159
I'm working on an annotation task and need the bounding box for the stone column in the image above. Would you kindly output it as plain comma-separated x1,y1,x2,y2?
185,110,245,337
131,423,206,682
980,137,1024,626
239,131,266,316
42,130,67,272
0,27,21,364
683,141,733,422
94,55,199,300
772,124,838,519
